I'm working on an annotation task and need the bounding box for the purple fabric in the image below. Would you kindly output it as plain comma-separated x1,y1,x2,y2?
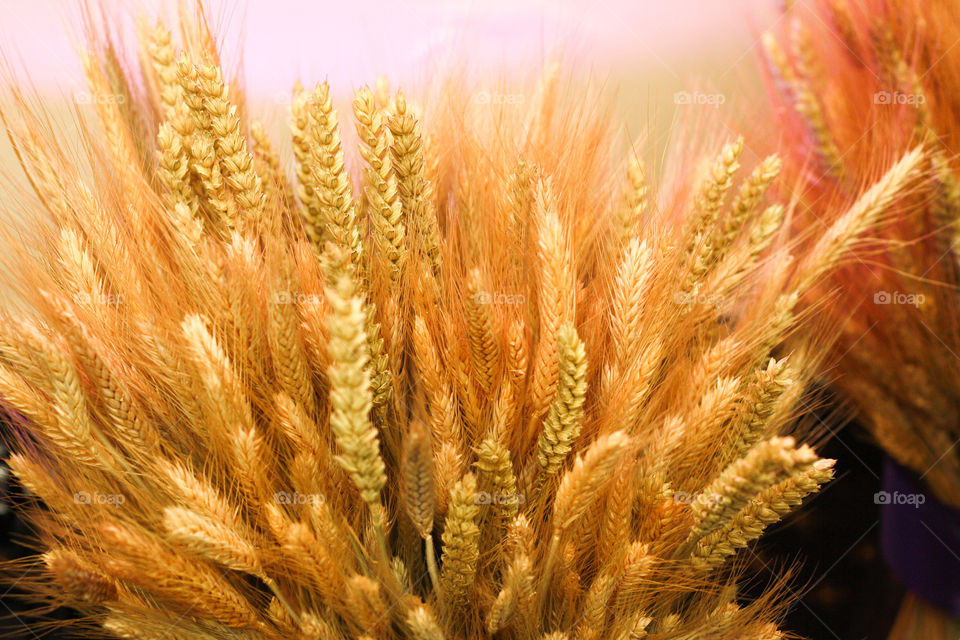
881,457,960,617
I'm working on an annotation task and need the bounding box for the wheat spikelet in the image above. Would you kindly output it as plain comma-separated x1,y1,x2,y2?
402,421,436,539
325,271,386,508
162,506,261,575
616,153,648,243
145,20,180,116
789,20,845,177
439,473,481,607
604,237,652,393
552,431,630,536
43,548,118,604
729,358,795,456
527,180,575,426
465,268,502,396
389,91,442,277
687,436,818,542
354,86,407,286
82,51,140,172
303,83,363,267
195,63,264,224
99,522,262,629
157,121,200,215
267,286,317,419
692,458,835,569
719,154,781,253
693,137,744,231
536,324,587,480
792,145,924,292
177,57,236,228
474,438,520,521
408,604,446,640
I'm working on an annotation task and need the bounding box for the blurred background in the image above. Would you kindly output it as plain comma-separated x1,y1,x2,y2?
0,1,905,639
0,0,780,169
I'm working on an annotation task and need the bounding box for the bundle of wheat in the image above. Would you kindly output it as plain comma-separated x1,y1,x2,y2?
761,0,960,506
0,6,922,639
759,0,960,634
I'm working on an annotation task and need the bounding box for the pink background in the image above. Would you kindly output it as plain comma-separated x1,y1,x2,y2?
0,0,777,96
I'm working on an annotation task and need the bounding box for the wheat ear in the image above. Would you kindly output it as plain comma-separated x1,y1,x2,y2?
536,324,587,480
325,271,387,508
439,473,481,610
389,91,442,277
402,421,440,588
44,548,118,604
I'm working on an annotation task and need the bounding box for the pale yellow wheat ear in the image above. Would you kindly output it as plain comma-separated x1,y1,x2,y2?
0,12,874,639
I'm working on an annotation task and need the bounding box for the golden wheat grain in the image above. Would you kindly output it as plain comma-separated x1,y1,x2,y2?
439,473,481,607
389,91,442,277
325,271,387,507
536,324,587,480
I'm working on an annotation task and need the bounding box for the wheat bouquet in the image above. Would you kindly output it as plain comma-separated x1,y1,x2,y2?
760,0,960,633
0,7,923,639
